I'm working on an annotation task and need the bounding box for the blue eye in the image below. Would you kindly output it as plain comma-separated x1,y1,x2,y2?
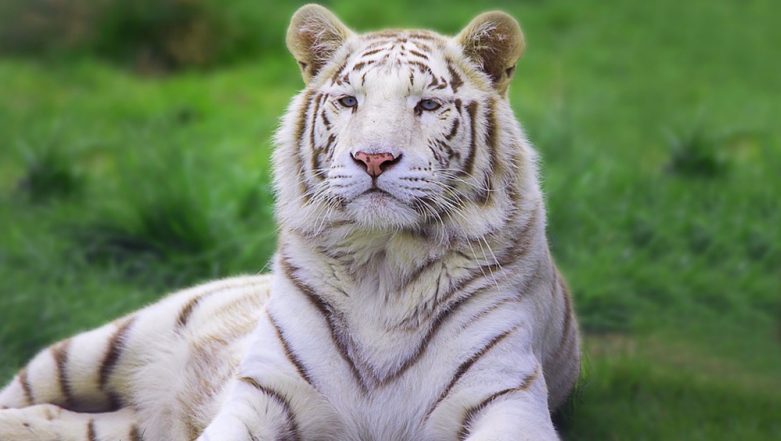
338,96,358,107
418,99,441,111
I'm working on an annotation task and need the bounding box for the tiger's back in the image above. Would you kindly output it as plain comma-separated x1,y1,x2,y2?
0,276,271,440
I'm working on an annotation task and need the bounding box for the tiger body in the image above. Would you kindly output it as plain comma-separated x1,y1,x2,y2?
0,5,579,441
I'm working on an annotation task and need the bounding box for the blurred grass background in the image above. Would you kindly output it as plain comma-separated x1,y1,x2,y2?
0,0,779,439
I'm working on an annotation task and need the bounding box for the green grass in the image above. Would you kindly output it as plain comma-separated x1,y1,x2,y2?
1,0,780,439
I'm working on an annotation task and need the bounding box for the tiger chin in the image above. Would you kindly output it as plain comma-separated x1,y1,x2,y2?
0,4,579,441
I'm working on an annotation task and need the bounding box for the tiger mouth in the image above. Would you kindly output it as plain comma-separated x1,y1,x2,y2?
356,187,406,204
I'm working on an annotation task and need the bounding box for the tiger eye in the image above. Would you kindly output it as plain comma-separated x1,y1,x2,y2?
418,99,441,111
338,96,358,107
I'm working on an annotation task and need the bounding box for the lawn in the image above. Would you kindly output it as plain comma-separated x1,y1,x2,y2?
1,0,779,439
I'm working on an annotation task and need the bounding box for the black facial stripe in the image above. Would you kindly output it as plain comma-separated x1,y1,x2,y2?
445,119,460,141
462,101,479,177
351,59,377,72
484,97,498,174
409,49,429,60
308,94,325,181
447,60,464,93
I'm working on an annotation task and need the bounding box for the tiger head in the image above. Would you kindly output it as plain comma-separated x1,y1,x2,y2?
274,4,540,243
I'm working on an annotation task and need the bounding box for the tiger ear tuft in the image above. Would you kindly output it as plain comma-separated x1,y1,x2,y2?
456,11,525,95
287,4,353,82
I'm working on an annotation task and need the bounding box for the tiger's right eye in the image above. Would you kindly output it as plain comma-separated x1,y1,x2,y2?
338,96,358,108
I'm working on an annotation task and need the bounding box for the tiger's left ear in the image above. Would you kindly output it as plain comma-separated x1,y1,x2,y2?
456,11,525,95
287,4,354,82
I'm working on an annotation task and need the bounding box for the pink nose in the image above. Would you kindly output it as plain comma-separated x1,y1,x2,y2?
352,151,400,177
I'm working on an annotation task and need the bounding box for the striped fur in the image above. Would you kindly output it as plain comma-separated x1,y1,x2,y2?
0,5,579,441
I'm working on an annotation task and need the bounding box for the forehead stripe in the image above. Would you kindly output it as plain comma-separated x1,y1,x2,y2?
409,49,429,60
330,59,348,83
408,32,437,40
352,59,376,72
360,47,386,57
447,61,464,93
409,60,434,77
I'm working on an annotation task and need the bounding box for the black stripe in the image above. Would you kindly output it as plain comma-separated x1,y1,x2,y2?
427,327,517,418
485,97,498,173
412,41,433,52
352,59,376,71
457,370,539,440
323,134,337,162
428,142,444,166
266,310,315,387
447,61,464,93
176,280,269,332
462,101,478,176
51,339,74,408
17,368,34,405
239,377,301,441
437,139,457,161
400,256,441,292
476,172,493,205
294,90,315,200
330,60,348,84
244,422,261,441
409,61,434,77
445,119,460,141
409,49,429,60
185,416,201,441
550,276,576,366
408,33,437,40
459,298,515,332
309,93,324,180
280,256,369,393
129,424,143,441
360,47,386,57
362,39,395,51
99,318,136,390
87,419,97,441
320,109,331,129
176,296,202,330
376,285,492,387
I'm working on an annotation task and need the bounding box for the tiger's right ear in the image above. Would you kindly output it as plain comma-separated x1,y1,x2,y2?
286,4,353,82
456,11,525,96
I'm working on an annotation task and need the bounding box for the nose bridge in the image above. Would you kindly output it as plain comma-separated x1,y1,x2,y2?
356,93,409,154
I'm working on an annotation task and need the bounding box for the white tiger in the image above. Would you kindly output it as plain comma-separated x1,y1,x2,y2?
0,4,580,441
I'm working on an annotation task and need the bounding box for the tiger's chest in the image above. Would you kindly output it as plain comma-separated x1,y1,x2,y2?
243,280,529,441
302,348,471,441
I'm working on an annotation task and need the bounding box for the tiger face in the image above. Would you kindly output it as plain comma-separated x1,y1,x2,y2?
275,5,531,238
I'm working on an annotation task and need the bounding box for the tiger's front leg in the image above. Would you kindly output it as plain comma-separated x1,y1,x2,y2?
455,368,560,441
197,376,306,441
197,310,342,441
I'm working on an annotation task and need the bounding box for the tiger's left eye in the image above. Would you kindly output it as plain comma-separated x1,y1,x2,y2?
338,96,358,107
417,99,441,111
